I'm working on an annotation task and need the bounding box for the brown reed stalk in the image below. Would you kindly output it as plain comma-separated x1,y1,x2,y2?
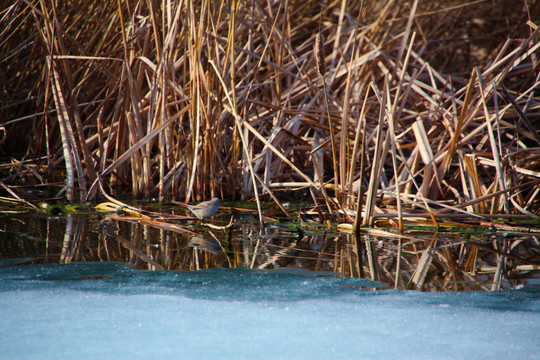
353,109,367,232
362,82,388,227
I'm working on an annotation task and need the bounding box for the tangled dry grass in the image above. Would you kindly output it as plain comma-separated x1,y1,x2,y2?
1,0,539,225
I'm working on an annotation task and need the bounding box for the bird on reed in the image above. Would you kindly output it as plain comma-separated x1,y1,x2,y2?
186,198,221,220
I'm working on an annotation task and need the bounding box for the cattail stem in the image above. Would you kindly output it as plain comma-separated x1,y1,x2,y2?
315,33,338,211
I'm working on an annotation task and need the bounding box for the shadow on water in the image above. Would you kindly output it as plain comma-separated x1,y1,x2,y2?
1,205,539,292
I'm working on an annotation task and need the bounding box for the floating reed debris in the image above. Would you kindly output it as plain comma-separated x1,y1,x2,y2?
0,1,539,222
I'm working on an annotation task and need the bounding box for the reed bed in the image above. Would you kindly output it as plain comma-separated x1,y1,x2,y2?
1,0,539,224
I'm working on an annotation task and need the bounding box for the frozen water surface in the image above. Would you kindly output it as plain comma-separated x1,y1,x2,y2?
1,261,539,360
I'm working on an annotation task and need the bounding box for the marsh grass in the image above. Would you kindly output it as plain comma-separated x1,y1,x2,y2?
1,0,539,226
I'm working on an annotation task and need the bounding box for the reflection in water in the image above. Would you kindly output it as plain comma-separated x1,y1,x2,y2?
0,211,539,292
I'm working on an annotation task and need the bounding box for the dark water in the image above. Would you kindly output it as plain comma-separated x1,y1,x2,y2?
1,207,539,292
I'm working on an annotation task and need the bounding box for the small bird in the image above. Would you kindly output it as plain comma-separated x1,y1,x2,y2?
186,198,221,219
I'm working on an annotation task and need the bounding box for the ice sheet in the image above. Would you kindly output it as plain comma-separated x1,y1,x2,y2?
1,262,539,359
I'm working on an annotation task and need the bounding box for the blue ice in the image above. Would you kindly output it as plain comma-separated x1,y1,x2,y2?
0,262,539,359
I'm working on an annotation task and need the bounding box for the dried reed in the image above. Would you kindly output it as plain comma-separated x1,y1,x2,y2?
0,0,538,223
